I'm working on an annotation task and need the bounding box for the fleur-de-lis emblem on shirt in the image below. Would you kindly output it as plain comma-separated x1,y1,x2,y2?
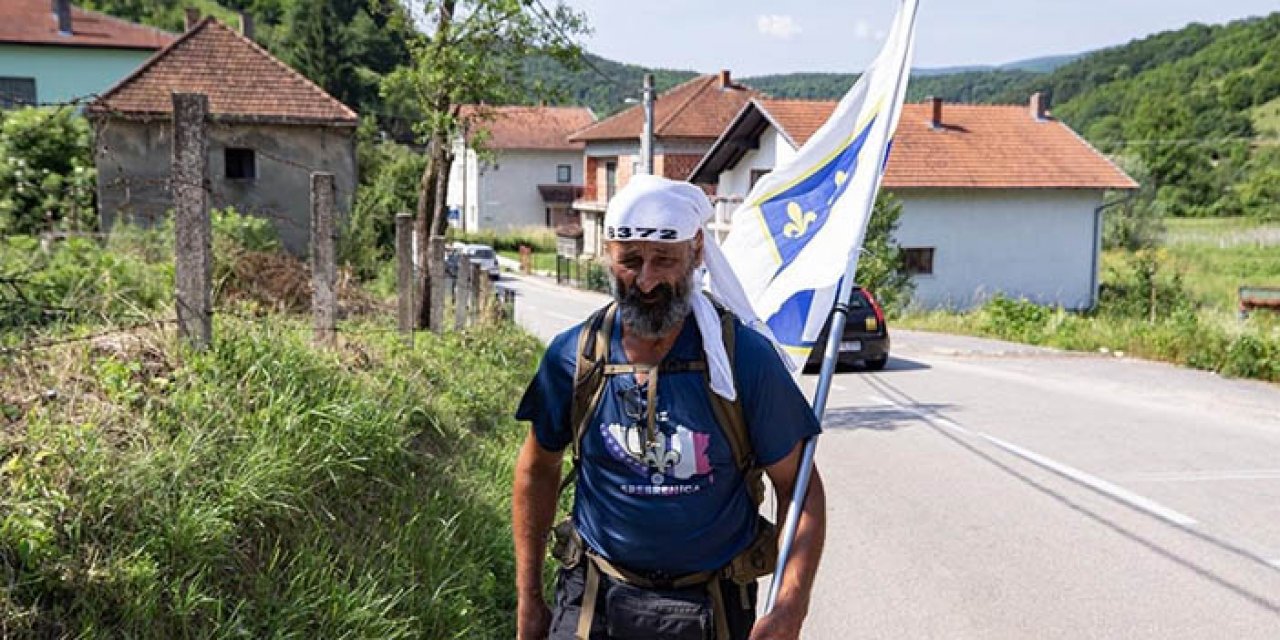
783,202,818,238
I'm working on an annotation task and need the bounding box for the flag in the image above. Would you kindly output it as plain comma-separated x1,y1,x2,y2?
718,0,919,369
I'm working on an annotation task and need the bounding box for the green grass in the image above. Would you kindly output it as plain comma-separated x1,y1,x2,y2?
898,218,1280,383
1250,96,1280,137
2,226,545,637
900,301,1279,382
1157,217,1280,311
498,249,559,275
2,315,541,638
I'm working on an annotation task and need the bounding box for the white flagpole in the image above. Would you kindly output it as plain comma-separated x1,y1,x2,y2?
763,0,920,615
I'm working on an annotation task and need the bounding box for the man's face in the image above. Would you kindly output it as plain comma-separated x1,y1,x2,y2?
607,236,703,339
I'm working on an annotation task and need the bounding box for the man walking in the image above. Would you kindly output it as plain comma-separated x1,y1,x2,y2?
512,176,826,639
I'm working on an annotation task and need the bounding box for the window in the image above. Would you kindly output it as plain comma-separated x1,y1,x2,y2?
605,160,618,200
0,77,37,108
903,248,935,276
225,148,256,179
749,169,770,189
557,164,572,183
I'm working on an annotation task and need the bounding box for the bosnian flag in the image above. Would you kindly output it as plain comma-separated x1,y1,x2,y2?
717,0,919,369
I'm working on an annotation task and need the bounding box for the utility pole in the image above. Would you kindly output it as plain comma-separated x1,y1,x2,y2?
641,73,655,175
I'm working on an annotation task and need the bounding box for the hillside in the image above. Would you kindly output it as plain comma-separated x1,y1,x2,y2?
536,13,1280,220
1002,13,1280,219
86,1,1279,220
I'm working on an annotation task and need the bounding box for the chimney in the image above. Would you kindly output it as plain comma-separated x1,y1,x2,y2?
927,96,942,129
184,7,201,31
718,69,732,89
1030,92,1049,121
53,0,72,35
237,11,254,40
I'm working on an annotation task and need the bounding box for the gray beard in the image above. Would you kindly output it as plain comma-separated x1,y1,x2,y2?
611,271,696,340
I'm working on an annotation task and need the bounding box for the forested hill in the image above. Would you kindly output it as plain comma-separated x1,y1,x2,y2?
1013,12,1280,219
84,2,1278,219
80,0,417,121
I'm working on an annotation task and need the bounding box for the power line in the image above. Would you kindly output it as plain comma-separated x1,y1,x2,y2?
529,0,633,95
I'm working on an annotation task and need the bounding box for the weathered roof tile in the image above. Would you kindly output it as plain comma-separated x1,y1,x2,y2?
88,18,357,125
460,105,595,150
746,98,1137,190
0,0,174,50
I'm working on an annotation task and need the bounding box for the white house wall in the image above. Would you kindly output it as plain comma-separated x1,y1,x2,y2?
715,127,795,197
894,189,1104,311
713,127,796,242
711,123,1104,311
449,147,582,232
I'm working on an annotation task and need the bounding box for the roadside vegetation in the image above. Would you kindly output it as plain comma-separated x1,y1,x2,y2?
899,217,1280,383
2,222,540,637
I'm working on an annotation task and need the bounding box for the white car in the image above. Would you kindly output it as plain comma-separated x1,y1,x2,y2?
462,244,501,280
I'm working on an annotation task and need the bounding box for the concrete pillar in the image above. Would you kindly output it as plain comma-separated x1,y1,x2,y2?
311,172,337,347
455,250,471,329
395,212,415,343
171,93,211,349
428,236,446,333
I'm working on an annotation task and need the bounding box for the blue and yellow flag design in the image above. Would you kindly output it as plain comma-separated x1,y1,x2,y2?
718,0,919,368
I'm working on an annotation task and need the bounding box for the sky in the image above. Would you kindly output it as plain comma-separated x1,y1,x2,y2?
558,0,1280,76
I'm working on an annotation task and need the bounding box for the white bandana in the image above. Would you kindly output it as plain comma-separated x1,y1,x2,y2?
603,175,794,401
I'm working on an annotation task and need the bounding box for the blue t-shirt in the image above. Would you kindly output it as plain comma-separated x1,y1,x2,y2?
515,310,821,575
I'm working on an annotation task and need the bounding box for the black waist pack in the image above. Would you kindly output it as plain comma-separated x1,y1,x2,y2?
604,580,713,640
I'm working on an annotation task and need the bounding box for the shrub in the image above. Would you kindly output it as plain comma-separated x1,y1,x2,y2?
1096,248,1196,320
0,107,96,235
977,295,1053,342
1219,333,1279,379
450,226,558,254
858,193,914,316
0,234,172,333
344,132,426,279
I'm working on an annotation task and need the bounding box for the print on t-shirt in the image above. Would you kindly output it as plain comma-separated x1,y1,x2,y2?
602,396,714,496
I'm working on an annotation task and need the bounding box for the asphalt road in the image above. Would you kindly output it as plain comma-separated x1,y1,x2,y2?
503,273,1280,638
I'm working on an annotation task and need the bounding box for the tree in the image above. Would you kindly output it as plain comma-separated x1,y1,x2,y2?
856,192,914,315
381,0,586,329
0,108,96,235
282,0,356,108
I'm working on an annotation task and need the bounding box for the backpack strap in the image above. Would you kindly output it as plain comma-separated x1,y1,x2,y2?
562,302,616,496
705,307,754,478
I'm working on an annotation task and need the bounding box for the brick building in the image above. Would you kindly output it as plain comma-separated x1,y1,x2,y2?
567,70,758,255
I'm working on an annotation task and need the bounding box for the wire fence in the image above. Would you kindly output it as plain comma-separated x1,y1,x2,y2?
3,89,425,359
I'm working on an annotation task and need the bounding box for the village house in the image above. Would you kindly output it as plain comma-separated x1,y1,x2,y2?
568,71,758,255
0,0,174,107
87,14,358,256
689,95,1138,310
446,105,596,232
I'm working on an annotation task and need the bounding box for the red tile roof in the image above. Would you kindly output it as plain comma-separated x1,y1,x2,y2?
460,105,596,151
88,18,357,125
0,0,174,50
713,98,1136,190
569,73,760,142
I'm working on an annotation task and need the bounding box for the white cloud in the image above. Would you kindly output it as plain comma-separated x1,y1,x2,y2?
757,14,802,40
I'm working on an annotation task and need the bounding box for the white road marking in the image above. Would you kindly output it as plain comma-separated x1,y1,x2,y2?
978,433,1199,527
863,392,1199,528
1118,469,1280,483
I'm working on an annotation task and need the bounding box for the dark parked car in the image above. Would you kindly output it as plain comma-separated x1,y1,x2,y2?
804,286,890,371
